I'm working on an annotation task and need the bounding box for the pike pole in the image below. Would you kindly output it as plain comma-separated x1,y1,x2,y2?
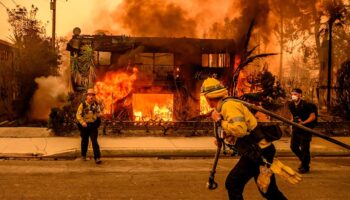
233,99,350,150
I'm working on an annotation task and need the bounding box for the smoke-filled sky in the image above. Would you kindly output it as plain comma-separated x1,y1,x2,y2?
0,0,274,41
2,0,350,41
0,0,121,41
0,0,294,79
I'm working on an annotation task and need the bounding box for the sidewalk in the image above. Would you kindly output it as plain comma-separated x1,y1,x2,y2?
0,127,349,158
0,136,349,158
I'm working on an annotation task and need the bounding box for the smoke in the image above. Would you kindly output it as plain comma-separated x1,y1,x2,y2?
91,0,234,37
87,0,327,78
88,0,308,79
28,76,68,120
28,48,71,120
90,0,277,44
98,0,197,37
89,0,326,43
230,0,272,42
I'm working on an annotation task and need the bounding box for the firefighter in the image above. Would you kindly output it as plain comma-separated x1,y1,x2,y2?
76,88,102,164
201,77,293,200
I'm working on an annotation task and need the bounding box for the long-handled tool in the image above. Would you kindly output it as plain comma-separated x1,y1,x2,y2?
231,98,350,150
207,121,222,190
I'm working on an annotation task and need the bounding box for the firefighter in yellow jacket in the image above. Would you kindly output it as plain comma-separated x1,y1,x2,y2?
76,88,102,164
201,78,289,200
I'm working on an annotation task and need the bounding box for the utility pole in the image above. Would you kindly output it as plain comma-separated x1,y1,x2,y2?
50,0,56,49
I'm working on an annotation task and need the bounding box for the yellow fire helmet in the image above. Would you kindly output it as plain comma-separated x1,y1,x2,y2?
201,78,228,99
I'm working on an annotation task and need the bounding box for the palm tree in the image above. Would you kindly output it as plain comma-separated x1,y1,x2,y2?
229,20,277,96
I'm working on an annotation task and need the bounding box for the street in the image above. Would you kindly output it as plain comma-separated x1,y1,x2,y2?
0,157,349,200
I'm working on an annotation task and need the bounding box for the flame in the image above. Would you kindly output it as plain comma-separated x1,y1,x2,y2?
153,104,172,121
200,95,212,115
234,55,263,97
236,70,252,97
95,68,138,114
134,111,142,121
234,55,241,70
133,94,173,121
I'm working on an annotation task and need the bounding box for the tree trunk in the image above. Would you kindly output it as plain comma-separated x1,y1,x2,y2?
279,13,284,81
327,21,333,110
312,1,326,109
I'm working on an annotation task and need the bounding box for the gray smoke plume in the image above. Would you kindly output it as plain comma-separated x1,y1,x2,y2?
230,0,271,42
112,0,197,37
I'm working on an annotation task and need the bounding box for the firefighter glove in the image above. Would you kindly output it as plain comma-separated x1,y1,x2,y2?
270,159,302,184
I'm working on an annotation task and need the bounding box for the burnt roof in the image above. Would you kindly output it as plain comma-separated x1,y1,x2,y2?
67,35,236,54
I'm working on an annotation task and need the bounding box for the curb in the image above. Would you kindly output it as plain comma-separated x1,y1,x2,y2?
1,149,350,159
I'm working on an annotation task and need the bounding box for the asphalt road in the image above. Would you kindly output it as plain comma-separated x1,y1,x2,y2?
0,157,349,200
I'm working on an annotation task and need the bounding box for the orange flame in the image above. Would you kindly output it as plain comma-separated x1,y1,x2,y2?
132,94,173,121
234,54,241,71
134,111,142,121
153,104,172,121
95,68,138,114
234,55,263,96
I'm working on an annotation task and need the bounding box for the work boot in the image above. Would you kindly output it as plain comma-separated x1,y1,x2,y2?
95,158,102,164
298,167,310,174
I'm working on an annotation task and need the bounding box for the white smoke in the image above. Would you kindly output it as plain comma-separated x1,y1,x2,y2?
28,76,68,120
28,48,71,120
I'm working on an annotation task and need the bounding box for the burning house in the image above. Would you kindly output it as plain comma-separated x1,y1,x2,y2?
66,29,237,124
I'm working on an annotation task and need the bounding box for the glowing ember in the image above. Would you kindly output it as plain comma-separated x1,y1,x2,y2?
133,94,173,121
200,95,212,115
95,68,138,114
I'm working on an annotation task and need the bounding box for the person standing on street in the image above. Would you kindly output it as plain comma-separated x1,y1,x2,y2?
288,88,317,173
76,88,102,164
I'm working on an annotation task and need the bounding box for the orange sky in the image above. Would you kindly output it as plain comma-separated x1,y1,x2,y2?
0,0,240,42
0,0,122,41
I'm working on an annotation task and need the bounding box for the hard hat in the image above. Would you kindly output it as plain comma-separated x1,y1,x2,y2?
86,88,96,95
201,78,228,99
